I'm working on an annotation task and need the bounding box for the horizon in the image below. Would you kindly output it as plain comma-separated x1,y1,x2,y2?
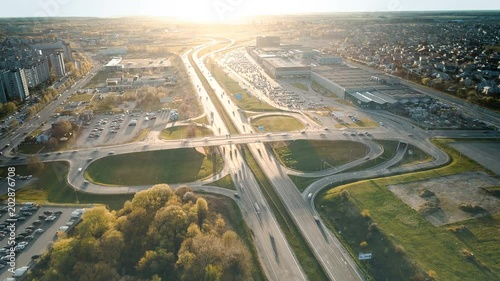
1,0,500,22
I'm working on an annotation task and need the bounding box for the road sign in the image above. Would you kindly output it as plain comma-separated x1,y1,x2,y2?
358,252,372,260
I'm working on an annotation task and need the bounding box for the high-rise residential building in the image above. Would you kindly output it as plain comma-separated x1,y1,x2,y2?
22,59,50,88
256,36,281,48
63,42,73,62
0,69,30,101
0,78,7,103
49,52,66,77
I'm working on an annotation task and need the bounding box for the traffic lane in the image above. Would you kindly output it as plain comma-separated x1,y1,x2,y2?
0,206,76,280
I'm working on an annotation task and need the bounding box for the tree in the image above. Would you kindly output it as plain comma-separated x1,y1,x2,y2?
196,198,208,227
204,264,222,281
27,155,45,175
75,206,116,239
53,120,73,137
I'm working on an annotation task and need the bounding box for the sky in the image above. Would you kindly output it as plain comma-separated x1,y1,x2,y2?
1,0,500,21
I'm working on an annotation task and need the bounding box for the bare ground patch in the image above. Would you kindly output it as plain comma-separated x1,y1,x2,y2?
388,172,500,226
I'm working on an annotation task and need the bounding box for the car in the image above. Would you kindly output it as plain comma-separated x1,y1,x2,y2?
45,215,56,222
308,193,313,199
43,211,53,216
0,256,11,261
78,168,83,172
32,220,42,226
108,151,115,154
54,210,63,215
34,228,43,234
18,241,28,247
22,212,33,216
38,214,47,219
24,228,33,233
25,235,35,240
234,193,240,199
18,216,27,221
31,254,41,260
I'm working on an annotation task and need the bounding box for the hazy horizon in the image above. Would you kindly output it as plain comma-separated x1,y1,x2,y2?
1,0,500,22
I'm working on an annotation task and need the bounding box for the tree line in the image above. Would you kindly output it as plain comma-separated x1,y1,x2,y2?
27,184,253,281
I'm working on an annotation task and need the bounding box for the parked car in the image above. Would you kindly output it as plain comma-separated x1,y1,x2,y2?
34,229,43,234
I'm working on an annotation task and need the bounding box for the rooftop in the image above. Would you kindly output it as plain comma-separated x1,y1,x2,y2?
121,58,171,69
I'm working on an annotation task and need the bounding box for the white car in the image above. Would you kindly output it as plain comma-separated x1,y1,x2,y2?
45,215,57,222
34,229,43,234
18,241,28,247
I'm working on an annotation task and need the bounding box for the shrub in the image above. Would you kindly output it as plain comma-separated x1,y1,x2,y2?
394,244,405,254
360,241,368,248
447,225,467,233
340,189,350,201
458,203,487,214
418,188,435,198
428,270,437,280
360,209,371,218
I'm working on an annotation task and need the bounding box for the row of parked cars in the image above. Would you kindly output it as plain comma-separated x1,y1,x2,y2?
0,204,62,270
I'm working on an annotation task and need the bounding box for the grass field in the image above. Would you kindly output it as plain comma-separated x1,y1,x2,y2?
85,70,115,88
85,148,223,186
292,82,309,91
206,174,236,190
347,140,400,172
317,139,499,281
0,162,133,210
394,143,434,168
207,60,277,112
289,175,323,192
160,125,213,140
271,140,368,172
335,117,378,128
251,115,304,132
68,93,94,102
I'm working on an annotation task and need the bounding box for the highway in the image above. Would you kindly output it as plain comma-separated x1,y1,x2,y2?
1,39,500,281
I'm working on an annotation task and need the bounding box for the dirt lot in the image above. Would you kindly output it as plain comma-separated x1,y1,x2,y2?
388,171,500,226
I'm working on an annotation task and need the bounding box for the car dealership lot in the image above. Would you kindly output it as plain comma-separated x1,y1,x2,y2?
0,205,79,280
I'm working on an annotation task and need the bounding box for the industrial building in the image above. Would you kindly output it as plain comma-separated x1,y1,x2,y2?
247,46,311,78
256,36,281,48
312,65,431,109
105,57,171,72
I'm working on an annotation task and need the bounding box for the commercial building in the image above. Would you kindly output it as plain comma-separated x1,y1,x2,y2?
49,52,66,77
105,57,123,71
0,69,30,102
247,46,311,78
312,65,431,109
256,36,281,48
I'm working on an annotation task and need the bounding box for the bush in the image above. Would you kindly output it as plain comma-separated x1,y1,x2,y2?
360,209,371,218
458,203,487,214
447,225,467,233
417,201,440,215
340,189,350,201
360,241,368,248
419,188,435,198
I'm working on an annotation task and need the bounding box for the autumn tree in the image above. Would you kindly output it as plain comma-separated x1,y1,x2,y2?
27,155,45,175
196,198,208,227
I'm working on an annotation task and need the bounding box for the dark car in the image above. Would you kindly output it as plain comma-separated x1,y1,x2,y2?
43,211,53,216
22,212,33,216
54,211,63,215
31,254,41,260
38,214,47,220
17,216,26,221
32,220,42,225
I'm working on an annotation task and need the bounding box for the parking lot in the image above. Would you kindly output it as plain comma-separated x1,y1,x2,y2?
73,110,174,148
0,204,82,280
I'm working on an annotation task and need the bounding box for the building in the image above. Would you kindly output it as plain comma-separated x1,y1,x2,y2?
33,41,73,62
256,36,281,48
261,57,311,78
0,69,30,101
105,57,123,71
62,42,73,62
49,52,66,77
22,59,50,87
247,46,311,78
